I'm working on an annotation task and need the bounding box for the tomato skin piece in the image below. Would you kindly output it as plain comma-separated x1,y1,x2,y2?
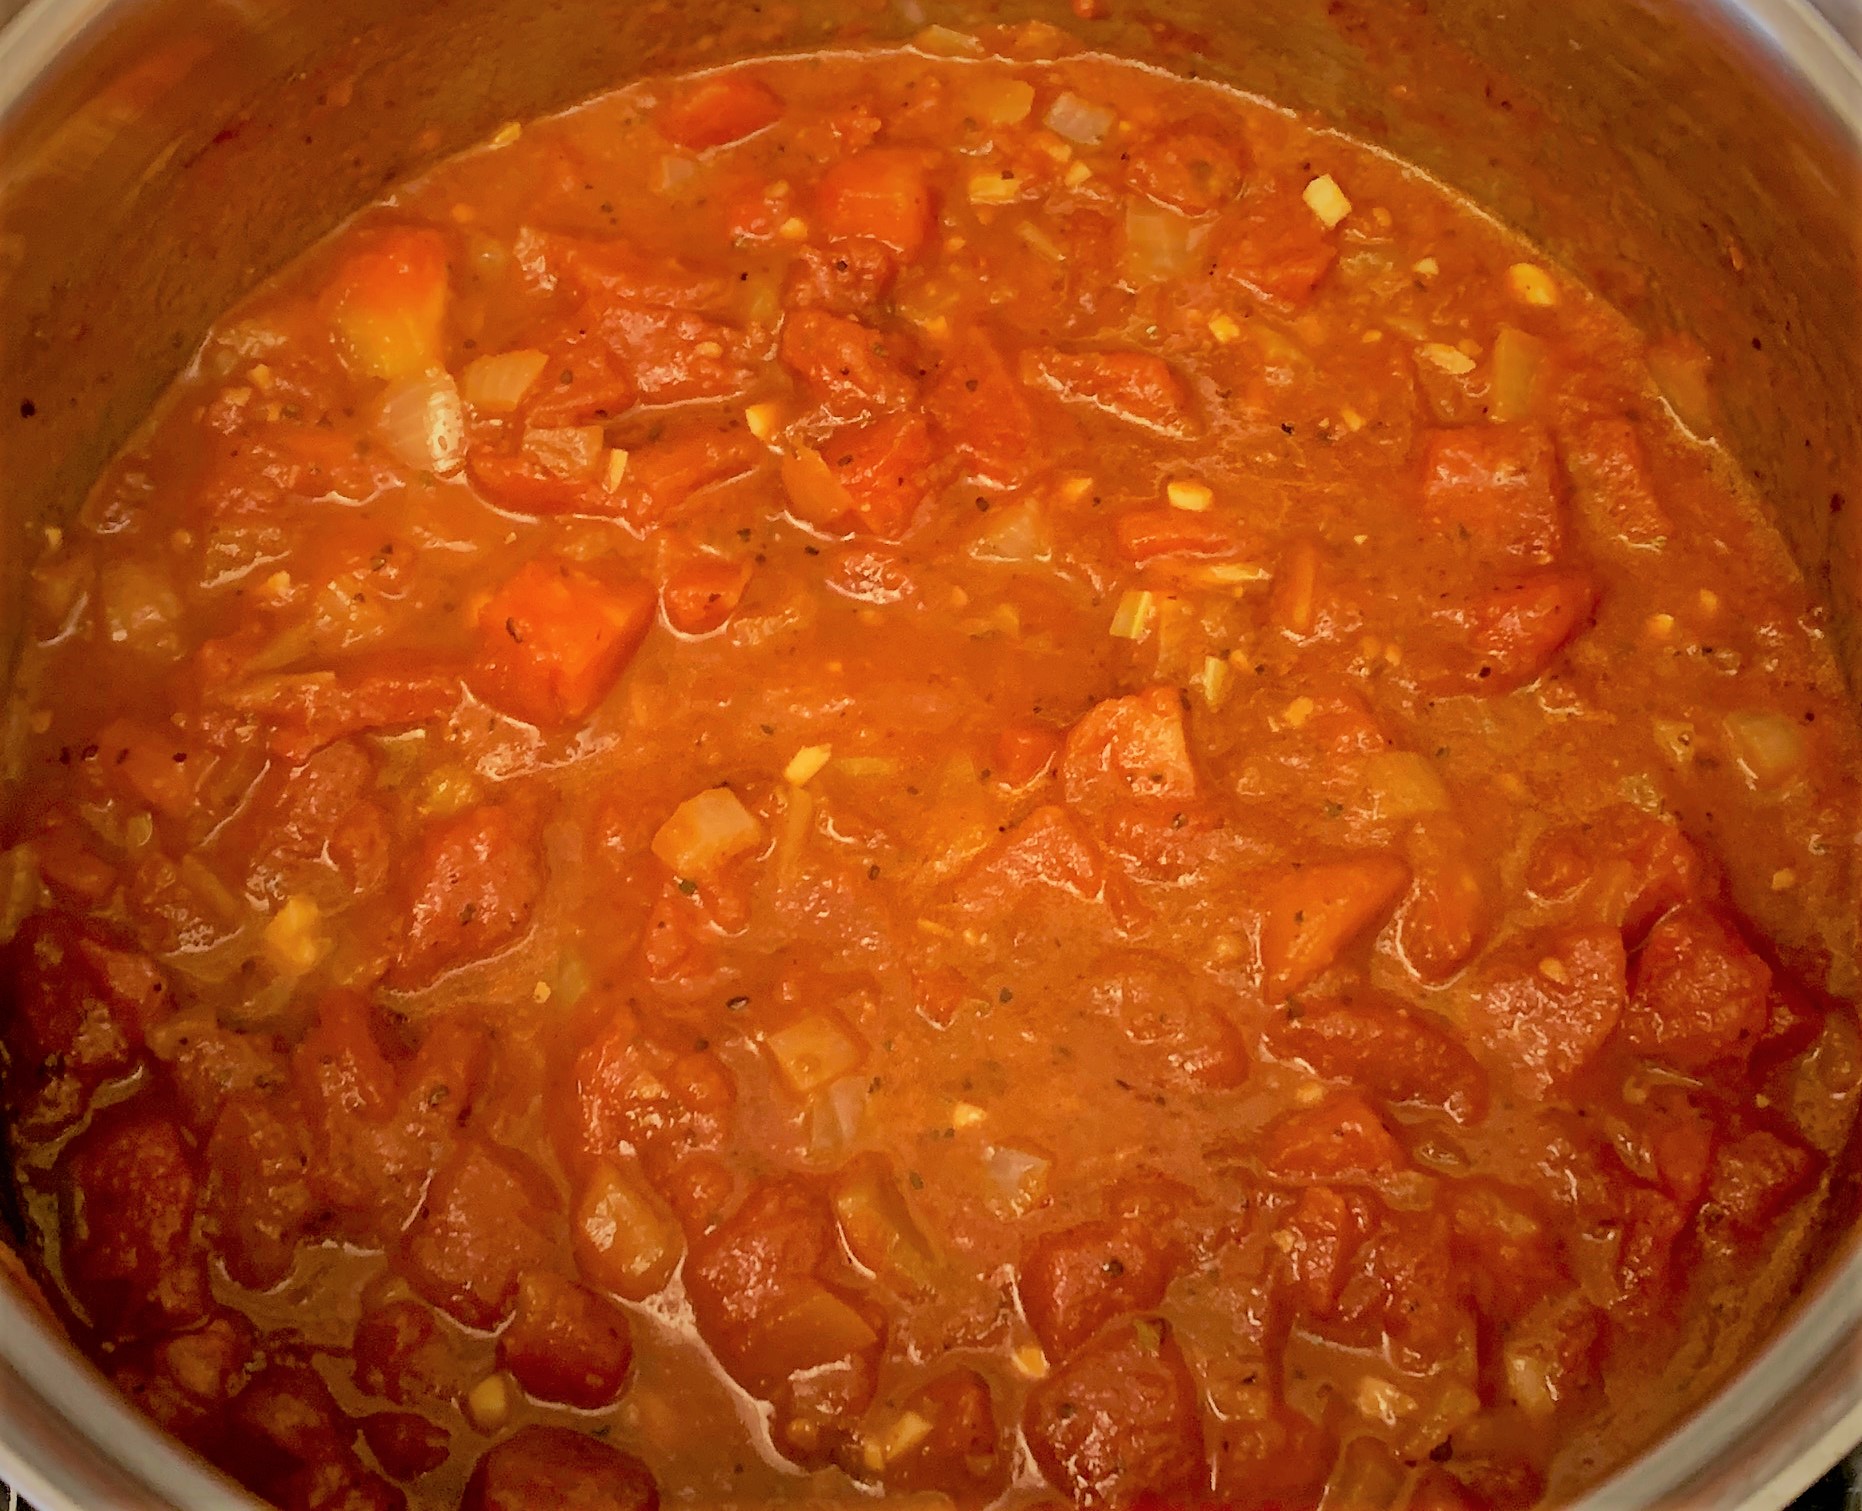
1420,424,1565,562
994,718,1063,787
1124,120,1248,214
360,1412,450,1480
778,308,919,414
1706,1129,1819,1233
1437,568,1599,693
1216,190,1337,309
1624,904,1772,1070
57,1100,210,1342
1261,1089,1408,1181
1271,1185,1365,1317
470,557,655,728
1019,1216,1175,1359
462,1425,659,1511
814,148,935,258
1021,347,1199,435
618,426,767,529
1113,506,1250,565
397,1137,564,1330
466,451,613,517
926,328,1042,486
1563,417,1668,547
662,558,753,636
1263,990,1489,1124
497,1270,635,1409
1525,804,1705,944
1023,1322,1206,1509
1061,687,1198,808
393,801,546,986
1464,925,1627,1096
1254,854,1410,1003
656,74,783,151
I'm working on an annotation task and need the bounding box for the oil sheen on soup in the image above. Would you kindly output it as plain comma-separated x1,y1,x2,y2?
3,25,1860,1511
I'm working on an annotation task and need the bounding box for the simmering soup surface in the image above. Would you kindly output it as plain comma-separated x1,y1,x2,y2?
4,30,1862,1511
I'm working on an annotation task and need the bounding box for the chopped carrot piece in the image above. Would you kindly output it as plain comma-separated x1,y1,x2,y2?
815,148,936,259
469,558,656,728
656,74,784,151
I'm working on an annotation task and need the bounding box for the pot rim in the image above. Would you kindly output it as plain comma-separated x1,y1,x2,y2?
0,0,1859,1507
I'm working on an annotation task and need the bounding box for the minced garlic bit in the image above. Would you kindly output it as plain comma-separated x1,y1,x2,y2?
1772,868,1798,892
1208,312,1243,344
1507,262,1559,307
1339,406,1366,432
263,895,327,977
1302,173,1352,229
1063,160,1093,188
783,745,833,787
1054,473,1095,503
28,709,51,735
604,448,630,492
744,402,783,443
1698,588,1722,616
1166,478,1214,513
1011,1343,1049,1379
1198,654,1233,710
1645,612,1676,640
968,169,1020,205
532,980,552,1004
1412,256,1440,277
1293,1079,1326,1106
247,363,275,391
1539,956,1571,985
490,121,523,149
951,1101,988,1129
1282,696,1316,729
777,216,809,241
465,1374,513,1432
1418,342,1477,375
1109,589,1156,641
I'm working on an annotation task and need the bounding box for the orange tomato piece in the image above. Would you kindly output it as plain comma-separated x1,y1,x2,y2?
323,225,452,380
1420,424,1565,562
663,558,754,636
1261,1090,1408,1181
1113,507,1249,566
994,718,1064,787
655,73,784,151
1255,854,1409,1002
470,557,656,728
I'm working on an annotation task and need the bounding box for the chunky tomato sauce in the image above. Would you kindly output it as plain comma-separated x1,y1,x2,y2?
3,31,1861,1511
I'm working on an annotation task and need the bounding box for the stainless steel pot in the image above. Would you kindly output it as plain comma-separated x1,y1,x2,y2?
1,0,1859,1506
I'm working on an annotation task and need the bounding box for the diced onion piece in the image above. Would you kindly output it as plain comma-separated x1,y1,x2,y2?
968,169,1022,205
651,786,765,877
780,446,856,529
862,1410,935,1470
968,77,1035,125
951,1101,987,1129
810,1074,869,1157
1505,1345,1559,1420
784,744,833,786
1355,1375,1419,1428
1507,262,1560,307
1123,200,1198,284
983,1143,1051,1217
1167,479,1213,513
459,348,549,413
766,1014,864,1098
1302,173,1353,229
372,368,466,476
1208,312,1242,343
464,1375,512,1433
1363,750,1452,819
1109,589,1157,641
1319,1436,1408,1511
833,1160,938,1292
972,500,1053,562
573,1157,682,1300
100,562,184,659
1417,342,1477,375
1724,708,1807,789
603,448,630,491
1197,654,1233,711
1652,717,1696,766
1064,160,1093,189
1044,91,1116,145
417,761,483,818
914,23,984,55
522,424,606,482
1014,218,1067,262
1490,324,1547,423
262,894,327,976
